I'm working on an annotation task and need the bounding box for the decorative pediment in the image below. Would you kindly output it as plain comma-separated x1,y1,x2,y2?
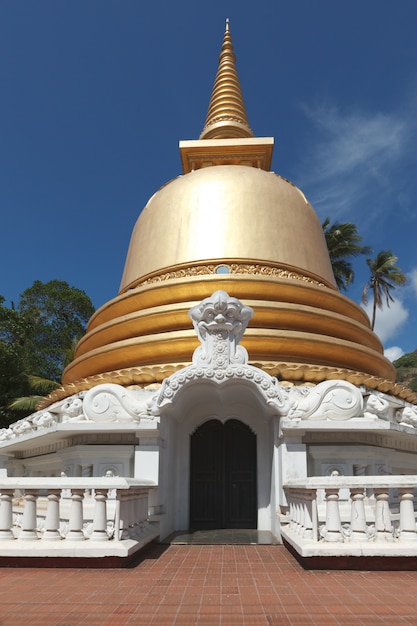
150,291,287,414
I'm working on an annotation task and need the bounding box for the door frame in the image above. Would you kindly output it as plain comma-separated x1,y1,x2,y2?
160,380,276,536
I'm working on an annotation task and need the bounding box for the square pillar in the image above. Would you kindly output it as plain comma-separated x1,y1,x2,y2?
134,438,160,484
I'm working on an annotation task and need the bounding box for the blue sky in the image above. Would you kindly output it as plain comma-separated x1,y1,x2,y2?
1,1,417,361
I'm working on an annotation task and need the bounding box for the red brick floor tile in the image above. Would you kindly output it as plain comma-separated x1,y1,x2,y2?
2,545,417,625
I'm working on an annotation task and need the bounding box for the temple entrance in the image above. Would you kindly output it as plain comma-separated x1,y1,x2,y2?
189,419,257,529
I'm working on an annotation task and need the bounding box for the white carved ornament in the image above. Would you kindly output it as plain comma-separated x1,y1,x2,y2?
190,289,253,368
150,290,287,414
284,380,363,421
83,385,155,423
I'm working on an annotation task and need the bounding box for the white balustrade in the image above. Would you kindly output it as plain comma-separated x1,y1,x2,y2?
324,488,343,542
90,489,109,541
283,476,417,556
43,490,62,541
0,490,14,540
20,490,39,540
398,488,417,542
303,489,317,541
66,489,85,541
374,488,393,541
285,488,318,540
0,477,156,547
349,487,367,542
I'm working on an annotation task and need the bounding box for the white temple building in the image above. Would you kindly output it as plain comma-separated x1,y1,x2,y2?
1,22,417,565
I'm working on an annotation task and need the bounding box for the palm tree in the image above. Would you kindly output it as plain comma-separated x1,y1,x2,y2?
8,375,60,414
362,250,407,330
322,218,372,291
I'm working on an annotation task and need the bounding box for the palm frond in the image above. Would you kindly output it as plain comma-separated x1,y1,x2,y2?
363,249,407,330
8,396,45,412
322,218,371,291
27,375,60,394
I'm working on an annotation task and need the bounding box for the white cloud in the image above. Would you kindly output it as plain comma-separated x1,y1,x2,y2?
362,298,409,344
408,268,417,299
302,105,405,176
297,101,415,223
384,346,404,362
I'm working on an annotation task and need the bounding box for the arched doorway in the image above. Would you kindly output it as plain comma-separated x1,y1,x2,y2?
189,419,257,529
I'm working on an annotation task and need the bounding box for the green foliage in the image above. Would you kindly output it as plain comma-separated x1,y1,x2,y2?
393,351,417,393
7,376,61,414
322,218,371,291
0,296,31,422
0,281,94,425
17,280,95,381
322,221,407,334
8,395,48,412
0,338,30,424
393,352,417,369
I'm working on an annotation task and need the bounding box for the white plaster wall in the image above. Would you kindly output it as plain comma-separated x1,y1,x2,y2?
8,445,134,478
277,436,307,508
306,444,417,477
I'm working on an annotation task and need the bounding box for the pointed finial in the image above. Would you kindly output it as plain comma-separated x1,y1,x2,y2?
199,20,253,140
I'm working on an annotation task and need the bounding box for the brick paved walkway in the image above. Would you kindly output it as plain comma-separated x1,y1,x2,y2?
1,544,417,624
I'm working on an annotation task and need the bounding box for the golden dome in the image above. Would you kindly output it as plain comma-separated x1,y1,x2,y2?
60,20,397,393
63,161,395,385
120,165,336,292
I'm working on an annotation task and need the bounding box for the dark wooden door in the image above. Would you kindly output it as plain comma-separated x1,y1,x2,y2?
190,419,257,529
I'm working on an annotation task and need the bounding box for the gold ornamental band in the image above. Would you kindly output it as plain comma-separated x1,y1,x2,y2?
134,261,330,290
38,362,417,410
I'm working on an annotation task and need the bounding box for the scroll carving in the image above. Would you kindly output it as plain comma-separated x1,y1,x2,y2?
285,380,363,421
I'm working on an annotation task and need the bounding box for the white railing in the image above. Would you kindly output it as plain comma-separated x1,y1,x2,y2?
0,477,158,558
282,476,417,557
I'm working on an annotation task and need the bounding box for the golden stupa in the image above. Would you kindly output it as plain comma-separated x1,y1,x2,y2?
56,20,410,404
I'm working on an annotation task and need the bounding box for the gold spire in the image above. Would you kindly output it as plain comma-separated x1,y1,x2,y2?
200,19,254,140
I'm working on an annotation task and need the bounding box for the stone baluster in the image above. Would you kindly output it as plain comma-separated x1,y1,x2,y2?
311,490,319,542
290,493,297,530
350,487,367,542
66,489,86,541
0,490,15,539
301,493,309,536
130,488,138,527
302,490,316,540
43,490,62,541
118,491,131,539
134,489,147,523
353,464,370,497
19,490,39,540
90,489,109,541
127,491,135,529
288,492,295,530
114,491,121,541
298,493,304,534
294,494,300,533
324,488,343,542
299,494,306,535
374,488,393,541
398,488,417,542
134,488,145,534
